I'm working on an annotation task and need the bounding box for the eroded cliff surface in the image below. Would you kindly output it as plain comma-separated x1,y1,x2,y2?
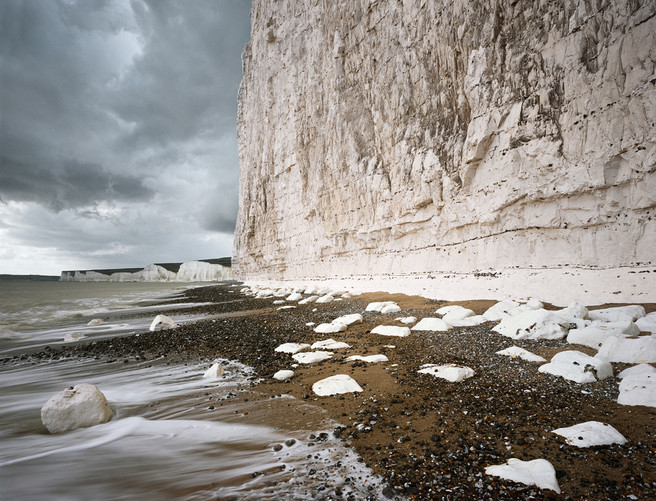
234,0,656,290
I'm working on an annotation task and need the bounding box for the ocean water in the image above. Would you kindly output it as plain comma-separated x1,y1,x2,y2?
0,280,387,500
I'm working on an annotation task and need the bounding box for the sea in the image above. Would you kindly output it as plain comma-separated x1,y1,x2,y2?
0,280,386,500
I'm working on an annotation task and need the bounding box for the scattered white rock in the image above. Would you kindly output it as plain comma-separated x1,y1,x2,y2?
484,458,561,493
636,312,656,333
273,370,295,381
272,300,285,305
203,362,225,379
383,345,396,348
304,286,318,295
332,313,363,326
277,305,296,310
437,305,475,323
418,364,475,382
588,305,646,322
483,300,520,321
567,320,640,350
292,351,333,364
371,325,411,337
618,363,656,380
273,289,289,297
365,301,398,313
492,309,569,340
63,333,86,343
314,323,347,334
380,303,401,314
411,318,451,332
507,299,544,317
312,374,363,396
299,295,319,304
552,421,627,447
397,316,417,324
149,314,178,332
41,383,112,434
315,294,334,304
286,292,303,301
305,322,315,327
346,354,389,363
596,335,656,363
618,366,656,407
341,293,352,299
311,338,351,350
538,350,613,383
448,315,488,327
275,342,310,354
496,346,546,363
555,303,589,328
87,318,104,326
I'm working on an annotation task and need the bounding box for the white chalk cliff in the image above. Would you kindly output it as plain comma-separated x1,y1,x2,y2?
60,260,232,282
234,0,656,301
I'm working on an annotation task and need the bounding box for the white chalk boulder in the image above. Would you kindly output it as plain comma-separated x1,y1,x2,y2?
371,325,411,337
496,346,546,363
552,421,627,447
437,305,475,323
418,364,475,382
312,374,363,396
448,315,488,327
203,362,225,379
286,292,303,301
566,320,640,350
298,295,319,304
485,458,560,493
313,323,347,334
315,294,334,304
636,312,656,333
411,318,451,332
87,318,104,326
492,309,570,340
275,342,310,354
538,350,612,383
273,370,295,381
332,313,363,326
149,314,178,332
365,301,398,313
311,338,351,350
397,316,417,324
483,300,520,321
292,351,333,364
596,335,656,363
346,354,389,363
618,364,656,407
41,384,112,434
588,305,646,322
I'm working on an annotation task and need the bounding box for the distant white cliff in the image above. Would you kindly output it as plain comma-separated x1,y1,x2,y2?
60,260,232,282
233,0,656,303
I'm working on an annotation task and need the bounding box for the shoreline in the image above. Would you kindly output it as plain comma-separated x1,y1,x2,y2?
8,283,656,499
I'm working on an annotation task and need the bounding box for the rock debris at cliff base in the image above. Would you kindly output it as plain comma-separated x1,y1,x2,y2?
10,284,656,500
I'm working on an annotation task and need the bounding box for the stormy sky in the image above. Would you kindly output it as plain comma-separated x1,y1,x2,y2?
0,0,251,275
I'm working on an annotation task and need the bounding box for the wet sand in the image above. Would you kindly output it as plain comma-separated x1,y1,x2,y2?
12,283,656,500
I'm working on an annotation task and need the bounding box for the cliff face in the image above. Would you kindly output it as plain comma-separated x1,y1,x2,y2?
234,0,656,290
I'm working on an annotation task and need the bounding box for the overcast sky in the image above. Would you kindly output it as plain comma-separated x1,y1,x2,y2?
0,0,251,275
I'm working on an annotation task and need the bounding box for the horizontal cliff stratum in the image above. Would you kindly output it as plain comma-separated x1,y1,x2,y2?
234,0,656,303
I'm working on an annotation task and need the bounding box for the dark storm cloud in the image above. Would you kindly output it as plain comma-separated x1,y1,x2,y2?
0,0,251,273
0,0,250,217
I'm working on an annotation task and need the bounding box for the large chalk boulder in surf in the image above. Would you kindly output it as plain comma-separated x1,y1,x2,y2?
41,383,112,434
149,314,178,331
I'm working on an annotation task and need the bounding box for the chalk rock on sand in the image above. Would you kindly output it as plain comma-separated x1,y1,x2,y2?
493,309,572,340
411,318,450,332
149,314,178,331
41,384,112,434
275,342,310,354
436,305,474,323
311,338,351,350
292,351,333,364
314,322,347,334
418,364,475,382
485,458,560,493
567,320,640,350
203,362,225,379
312,374,363,396
371,325,411,337
273,370,294,381
332,313,363,327
617,364,656,407
495,346,546,363
636,312,656,333
346,354,389,363
596,335,656,363
538,351,612,383
552,421,627,447
588,305,646,323
366,301,400,313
